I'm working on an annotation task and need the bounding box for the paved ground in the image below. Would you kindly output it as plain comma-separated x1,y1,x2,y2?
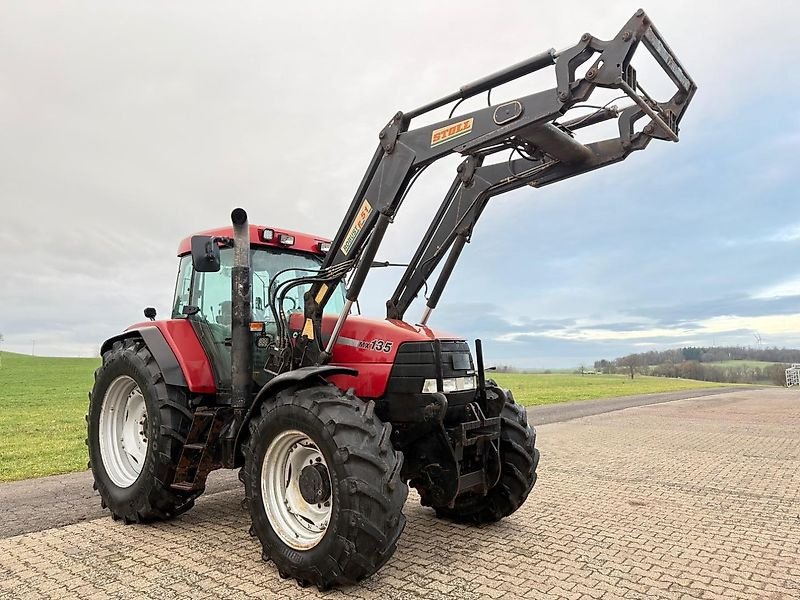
1,388,798,599
0,466,239,540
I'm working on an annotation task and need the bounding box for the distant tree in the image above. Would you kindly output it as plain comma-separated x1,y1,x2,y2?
595,345,800,384
617,354,639,379
765,363,790,387
594,359,615,374
682,347,702,361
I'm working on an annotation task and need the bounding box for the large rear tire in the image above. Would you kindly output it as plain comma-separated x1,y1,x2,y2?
87,338,198,522
435,394,539,523
242,384,408,590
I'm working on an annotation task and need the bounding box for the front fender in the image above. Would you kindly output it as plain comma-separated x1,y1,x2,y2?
233,366,359,461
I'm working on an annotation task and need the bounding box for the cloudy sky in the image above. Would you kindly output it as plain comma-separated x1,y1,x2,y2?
1,1,799,367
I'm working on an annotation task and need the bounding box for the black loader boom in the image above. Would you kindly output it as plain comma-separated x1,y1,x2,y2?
271,8,697,367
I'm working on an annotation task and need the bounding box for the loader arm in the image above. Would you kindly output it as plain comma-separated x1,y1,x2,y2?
385,100,655,323
277,9,695,369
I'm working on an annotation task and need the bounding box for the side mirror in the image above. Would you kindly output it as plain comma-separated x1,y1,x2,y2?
143,307,157,321
191,236,221,273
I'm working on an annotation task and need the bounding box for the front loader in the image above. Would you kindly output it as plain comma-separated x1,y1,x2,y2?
86,10,695,590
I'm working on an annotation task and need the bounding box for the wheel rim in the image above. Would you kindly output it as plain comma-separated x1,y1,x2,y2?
262,430,333,550
98,375,149,488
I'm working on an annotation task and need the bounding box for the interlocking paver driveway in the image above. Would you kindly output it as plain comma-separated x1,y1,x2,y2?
1,388,798,599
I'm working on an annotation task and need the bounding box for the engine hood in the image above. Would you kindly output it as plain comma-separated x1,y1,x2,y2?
288,312,466,398
289,312,462,365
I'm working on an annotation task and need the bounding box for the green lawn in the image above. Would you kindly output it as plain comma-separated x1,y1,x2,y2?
0,351,727,482
0,351,99,482
492,372,727,406
708,360,780,369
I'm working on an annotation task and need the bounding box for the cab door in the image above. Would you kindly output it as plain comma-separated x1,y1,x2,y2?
173,250,234,390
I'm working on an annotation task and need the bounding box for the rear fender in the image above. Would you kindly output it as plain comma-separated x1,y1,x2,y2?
100,327,187,387
233,365,358,460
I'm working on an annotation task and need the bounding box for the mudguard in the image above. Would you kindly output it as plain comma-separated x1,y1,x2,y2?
100,326,187,388
234,365,358,459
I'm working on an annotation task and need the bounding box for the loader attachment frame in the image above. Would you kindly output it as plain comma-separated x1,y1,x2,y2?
267,9,695,370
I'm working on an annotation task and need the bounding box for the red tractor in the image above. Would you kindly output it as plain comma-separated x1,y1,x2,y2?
87,11,694,589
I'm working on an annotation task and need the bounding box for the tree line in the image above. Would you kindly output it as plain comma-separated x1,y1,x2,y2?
594,345,796,385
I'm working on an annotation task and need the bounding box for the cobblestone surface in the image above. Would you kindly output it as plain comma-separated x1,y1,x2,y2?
1,388,798,599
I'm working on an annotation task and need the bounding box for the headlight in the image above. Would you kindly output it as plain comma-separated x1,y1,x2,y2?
421,376,476,394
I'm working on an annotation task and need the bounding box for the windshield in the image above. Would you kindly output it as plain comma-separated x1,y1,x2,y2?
250,247,346,321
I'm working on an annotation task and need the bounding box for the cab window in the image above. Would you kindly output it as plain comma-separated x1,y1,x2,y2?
172,255,193,318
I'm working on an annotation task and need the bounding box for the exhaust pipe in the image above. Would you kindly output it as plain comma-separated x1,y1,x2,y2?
230,208,252,425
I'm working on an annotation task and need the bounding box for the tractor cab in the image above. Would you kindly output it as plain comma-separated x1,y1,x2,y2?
173,225,347,389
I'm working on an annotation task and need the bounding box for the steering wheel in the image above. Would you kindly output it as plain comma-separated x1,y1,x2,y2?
282,297,297,312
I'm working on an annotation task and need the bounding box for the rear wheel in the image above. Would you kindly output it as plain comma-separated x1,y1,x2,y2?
242,384,407,590
435,395,539,523
87,338,198,522
98,375,149,487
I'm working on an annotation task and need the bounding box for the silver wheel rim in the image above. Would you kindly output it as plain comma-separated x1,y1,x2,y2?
98,375,148,488
262,430,333,550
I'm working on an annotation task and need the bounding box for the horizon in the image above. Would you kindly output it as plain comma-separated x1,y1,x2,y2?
3,342,798,372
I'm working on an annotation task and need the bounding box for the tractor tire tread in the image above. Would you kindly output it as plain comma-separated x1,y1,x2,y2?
242,384,408,589
87,338,199,523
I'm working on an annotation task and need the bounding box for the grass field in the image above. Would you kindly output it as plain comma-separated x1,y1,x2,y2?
0,351,99,482
0,351,728,482
708,360,780,369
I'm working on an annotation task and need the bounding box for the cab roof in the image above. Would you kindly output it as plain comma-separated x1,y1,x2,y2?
177,225,331,256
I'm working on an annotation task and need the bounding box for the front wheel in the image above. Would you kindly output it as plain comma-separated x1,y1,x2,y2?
242,384,408,590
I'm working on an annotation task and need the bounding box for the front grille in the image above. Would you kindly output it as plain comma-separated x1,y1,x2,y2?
386,341,474,394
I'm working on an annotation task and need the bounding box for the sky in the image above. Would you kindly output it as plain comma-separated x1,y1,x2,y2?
1,1,799,368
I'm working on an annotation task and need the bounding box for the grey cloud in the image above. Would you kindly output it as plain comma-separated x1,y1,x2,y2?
637,295,800,327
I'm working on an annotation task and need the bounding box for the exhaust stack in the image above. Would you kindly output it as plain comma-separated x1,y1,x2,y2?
230,208,252,420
